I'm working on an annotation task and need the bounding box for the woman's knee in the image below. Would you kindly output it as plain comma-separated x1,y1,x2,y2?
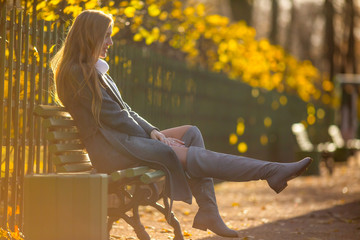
186,125,203,139
189,125,201,135
161,125,192,139
171,146,188,167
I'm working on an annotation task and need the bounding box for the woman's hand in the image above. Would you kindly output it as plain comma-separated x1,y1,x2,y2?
150,130,185,147
166,137,185,147
150,129,166,142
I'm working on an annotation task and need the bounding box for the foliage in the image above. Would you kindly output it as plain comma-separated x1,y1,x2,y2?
22,0,333,104
0,225,24,240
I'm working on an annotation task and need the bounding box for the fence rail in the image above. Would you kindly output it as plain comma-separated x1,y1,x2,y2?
0,7,332,233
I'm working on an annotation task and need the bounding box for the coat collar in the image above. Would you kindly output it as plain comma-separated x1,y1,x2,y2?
95,58,109,75
95,59,128,110
101,74,127,110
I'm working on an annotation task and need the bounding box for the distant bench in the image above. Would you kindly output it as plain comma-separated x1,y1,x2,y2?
291,123,335,175
24,104,184,240
291,122,359,175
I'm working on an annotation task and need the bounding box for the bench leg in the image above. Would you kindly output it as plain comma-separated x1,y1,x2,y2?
116,208,151,240
151,200,184,240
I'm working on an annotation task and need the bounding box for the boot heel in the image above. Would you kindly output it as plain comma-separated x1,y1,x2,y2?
192,211,238,237
273,182,287,194
192,221,207,231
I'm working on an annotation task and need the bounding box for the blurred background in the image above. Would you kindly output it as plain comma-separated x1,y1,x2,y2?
1,0,360,237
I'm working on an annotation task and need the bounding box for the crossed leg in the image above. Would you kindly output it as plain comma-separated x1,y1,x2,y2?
161,125,190,167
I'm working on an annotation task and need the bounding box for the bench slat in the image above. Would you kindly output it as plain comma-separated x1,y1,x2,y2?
110,170,127,182
52,154,90,166
47,131,80,141
43,118,76,129
140,170,165,184
34,105,70,118
125,166,150,178
57,162,93,173
49,143,84,153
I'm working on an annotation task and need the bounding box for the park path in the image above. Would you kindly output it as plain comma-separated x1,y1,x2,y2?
110,155,360,240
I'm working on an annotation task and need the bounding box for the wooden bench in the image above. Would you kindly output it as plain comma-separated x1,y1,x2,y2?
32,104,184,240
328,124,360,160
291,123,335,175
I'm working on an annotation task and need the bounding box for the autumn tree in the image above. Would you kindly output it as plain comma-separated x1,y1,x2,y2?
16,0,332,104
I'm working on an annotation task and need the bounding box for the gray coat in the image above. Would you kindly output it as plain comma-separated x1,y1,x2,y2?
64,68,192,204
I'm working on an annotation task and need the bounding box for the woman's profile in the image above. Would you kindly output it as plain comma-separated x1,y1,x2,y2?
51,10,312,238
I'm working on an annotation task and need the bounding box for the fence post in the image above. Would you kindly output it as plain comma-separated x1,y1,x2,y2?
0,2,6,229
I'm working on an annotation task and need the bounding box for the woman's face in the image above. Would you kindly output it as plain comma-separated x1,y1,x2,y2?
99,25,113,58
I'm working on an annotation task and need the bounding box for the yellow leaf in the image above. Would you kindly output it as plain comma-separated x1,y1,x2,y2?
124,6,136,18
159,34,167,43
49,44,56,53
134,16,143,25
196,4,205,16
36,1,46,11
160,228,172,233
237,142,247,153
139,27,149,37
50,0,62,5
44,13,57,21
229,133,238,145
145,36,154,45
173,1,182,8
183,210,190,216
183,230,192,236
110,9,118,15
260,135,268,145
120,1,129,7
159,11,168,21
85,0,98,9
236,122,245,136
264,117,272,128
7,206,12,216
219,54,229,63
16,205,20,215
157,218,166,222
131,0,144,10
148,4,161,17
151,27,160,39
184,7,195,16
171,9,182,19
133,33,142,41
112,26,120,36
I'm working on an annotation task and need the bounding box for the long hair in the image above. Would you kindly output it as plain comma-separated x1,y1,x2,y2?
51,10,113,126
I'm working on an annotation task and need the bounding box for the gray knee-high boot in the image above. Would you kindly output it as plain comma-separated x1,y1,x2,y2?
182,127,238,238
186,146,312,194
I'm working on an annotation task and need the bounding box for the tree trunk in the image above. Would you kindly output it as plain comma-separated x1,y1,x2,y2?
345,0,357,74
324,0,335,81
269,0,279,45
229,0,253,26
285,0,295,52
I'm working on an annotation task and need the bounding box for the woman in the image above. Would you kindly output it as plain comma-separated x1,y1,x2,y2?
51,10,312,238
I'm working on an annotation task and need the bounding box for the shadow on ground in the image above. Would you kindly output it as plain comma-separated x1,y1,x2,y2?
197,201,360,240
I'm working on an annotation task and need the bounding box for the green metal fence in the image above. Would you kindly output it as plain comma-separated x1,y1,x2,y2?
107,43,333,158
1,7,332,232
0,6,66,230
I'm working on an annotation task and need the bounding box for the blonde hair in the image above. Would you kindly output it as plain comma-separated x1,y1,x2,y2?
51,10,113,126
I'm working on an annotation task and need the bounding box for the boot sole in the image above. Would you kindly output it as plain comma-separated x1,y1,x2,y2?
193,219,239,237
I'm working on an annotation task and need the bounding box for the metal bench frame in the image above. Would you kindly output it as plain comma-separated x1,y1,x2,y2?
34,104,184,240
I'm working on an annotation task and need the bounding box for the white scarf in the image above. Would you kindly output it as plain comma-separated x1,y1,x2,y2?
95,58,109,75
